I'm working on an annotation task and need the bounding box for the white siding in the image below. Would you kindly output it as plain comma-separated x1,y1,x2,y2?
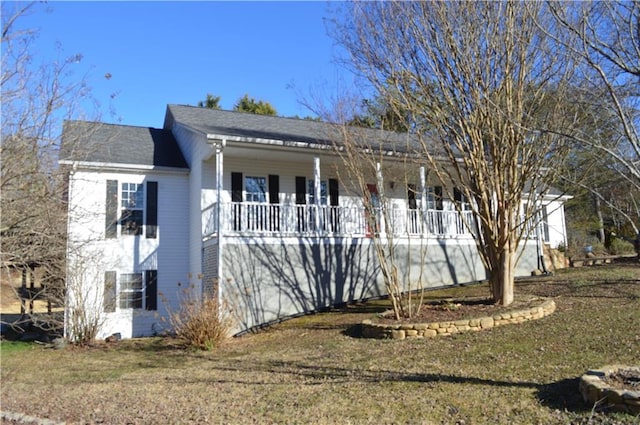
544,199,568,249
66,169,189,339
170,124,210,294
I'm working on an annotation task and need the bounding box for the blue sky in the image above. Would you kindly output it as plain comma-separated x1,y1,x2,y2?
16,1,356,128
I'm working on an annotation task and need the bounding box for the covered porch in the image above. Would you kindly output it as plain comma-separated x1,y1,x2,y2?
202,202,476,239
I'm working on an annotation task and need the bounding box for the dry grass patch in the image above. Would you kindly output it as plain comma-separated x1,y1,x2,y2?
2,262,639,424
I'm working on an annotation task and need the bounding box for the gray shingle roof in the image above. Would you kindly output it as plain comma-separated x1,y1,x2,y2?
60,121,188,169
164,104,419,151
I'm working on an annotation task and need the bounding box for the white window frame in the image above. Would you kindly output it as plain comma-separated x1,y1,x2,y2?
120,182,145,235
119,272,144,309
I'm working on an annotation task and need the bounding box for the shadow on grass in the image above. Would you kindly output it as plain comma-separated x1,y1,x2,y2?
178,357,544,388
177,357,600,417
536,377,590,414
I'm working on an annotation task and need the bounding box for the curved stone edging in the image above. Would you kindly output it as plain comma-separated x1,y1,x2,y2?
579,365,640,414
361,298,556,339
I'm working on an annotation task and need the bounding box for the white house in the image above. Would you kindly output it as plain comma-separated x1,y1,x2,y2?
60,105,570,339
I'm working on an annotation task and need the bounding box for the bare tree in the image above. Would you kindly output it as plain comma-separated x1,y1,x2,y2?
334,112,429,319
332,1,582,305
547,1,640,236
1,2,97,335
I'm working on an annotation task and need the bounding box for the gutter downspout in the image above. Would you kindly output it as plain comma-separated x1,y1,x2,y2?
63,162,77,341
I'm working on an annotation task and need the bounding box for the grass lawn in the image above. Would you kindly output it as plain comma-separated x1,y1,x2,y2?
1,263,639,424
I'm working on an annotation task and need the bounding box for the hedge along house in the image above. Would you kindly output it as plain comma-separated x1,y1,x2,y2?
60,105,570,339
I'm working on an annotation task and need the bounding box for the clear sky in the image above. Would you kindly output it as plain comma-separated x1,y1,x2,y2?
14,1,355,128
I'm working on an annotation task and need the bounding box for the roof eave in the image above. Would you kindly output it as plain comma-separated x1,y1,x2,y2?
58,160,190,174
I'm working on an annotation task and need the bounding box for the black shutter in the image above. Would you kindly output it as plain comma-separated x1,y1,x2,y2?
295,176,307,232
434,186,444,210
105,180,118,239
145,270,158,311
104,271,117,313
295,176,306,204
231,172,243,202
268,175,279,204
146,181,158,239
454,187,463,204
268,175,280,231
329,179,339,206
231,172,243,231
328,178,340,233
407,184,417,210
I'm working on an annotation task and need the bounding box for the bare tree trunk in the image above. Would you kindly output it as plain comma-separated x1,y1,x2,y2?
489,245,516,306
593,194,605,244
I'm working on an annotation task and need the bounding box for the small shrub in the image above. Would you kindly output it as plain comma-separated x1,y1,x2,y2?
608,238,635,255
163,287,234,350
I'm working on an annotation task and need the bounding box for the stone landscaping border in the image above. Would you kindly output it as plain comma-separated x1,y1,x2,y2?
361,298,556,340
579,365,640,414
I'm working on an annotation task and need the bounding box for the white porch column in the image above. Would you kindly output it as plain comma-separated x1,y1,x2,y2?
208,137,225,307
314,157,321,234
420,166,427,234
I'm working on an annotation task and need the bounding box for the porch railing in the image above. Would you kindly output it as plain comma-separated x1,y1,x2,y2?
203,202,477,239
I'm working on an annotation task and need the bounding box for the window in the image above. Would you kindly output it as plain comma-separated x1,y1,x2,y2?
407,184,418,210
307,179,328,205
454,187,471,211
406,186,438,210
104,270,157,311
120,273,143,309
245,176,267,202
105,180,158,239
120,183,144,235
426,187,437,210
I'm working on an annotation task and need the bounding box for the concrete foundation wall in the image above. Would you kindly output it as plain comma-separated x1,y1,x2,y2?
219,237,539,333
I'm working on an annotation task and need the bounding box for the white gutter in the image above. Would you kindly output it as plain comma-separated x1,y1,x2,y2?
58,160,189,175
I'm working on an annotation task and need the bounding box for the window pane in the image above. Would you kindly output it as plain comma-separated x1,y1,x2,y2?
427,187,435,210
121,273,143,290
307,180,328,205
120,210,143,235
121,183,144,209
245,177,266,202
119,292,143,309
